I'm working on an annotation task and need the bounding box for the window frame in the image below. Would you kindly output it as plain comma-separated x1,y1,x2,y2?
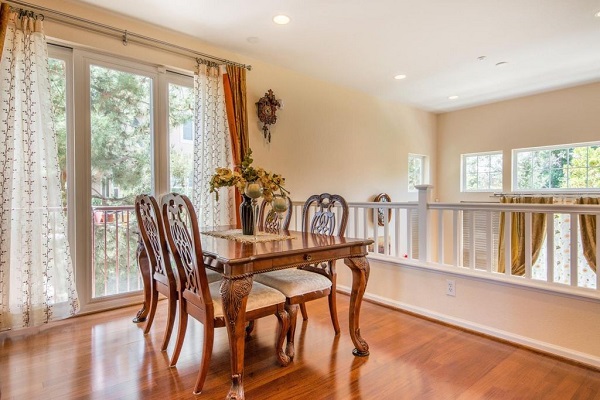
408,153,428,192
50,43,199,312
461,150,503,193
512,141,600,192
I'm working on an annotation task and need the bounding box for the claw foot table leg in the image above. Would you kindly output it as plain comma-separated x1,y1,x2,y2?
221,276,253,400
344,256,370,357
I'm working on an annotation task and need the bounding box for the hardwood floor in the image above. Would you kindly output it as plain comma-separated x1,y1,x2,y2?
2,294,600,399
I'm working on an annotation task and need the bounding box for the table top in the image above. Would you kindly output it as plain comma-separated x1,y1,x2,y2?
200,227,373,276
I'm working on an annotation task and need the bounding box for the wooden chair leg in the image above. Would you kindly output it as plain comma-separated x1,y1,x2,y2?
300,303,308,321
143,286,158,335
192,320,215,395
275,309,290,366
169,301,188,367
161,292,177,351
328,289,340,335
285,304,299,360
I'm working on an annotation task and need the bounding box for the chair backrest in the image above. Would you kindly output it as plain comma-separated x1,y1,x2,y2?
301,193,349,237
161,193,213,309
135,194,175,283
259,196,292,233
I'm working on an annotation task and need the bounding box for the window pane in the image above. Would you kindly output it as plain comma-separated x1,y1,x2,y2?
489,172,502,189
477,155,490,173
490,154,502,172
48,58,68,210
466,175,478,191
90,64,152,298
462,152,502,191
477,173,490,190
169,83,195,196
588,168,600,188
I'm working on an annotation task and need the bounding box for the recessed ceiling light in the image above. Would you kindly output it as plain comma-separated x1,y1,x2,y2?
448,95,459,100
394,74,407,80
496,61,508,67
273,14,291,25
477,56,487,61
595,11,600,17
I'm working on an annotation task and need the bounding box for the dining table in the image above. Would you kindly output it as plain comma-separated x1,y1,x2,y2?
135,227,373,400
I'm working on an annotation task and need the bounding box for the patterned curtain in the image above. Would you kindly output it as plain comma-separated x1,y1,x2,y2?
497,196,552,276
191,62,235,227
0,11,79,331
578,197,599,273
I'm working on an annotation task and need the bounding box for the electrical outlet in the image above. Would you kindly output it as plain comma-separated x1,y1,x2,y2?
446,279,456,297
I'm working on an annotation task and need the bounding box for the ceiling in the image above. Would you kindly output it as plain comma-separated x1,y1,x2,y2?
74,0,600,113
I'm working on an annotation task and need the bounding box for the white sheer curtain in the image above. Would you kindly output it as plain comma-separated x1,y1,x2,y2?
0,12,79,331
192,62,235,227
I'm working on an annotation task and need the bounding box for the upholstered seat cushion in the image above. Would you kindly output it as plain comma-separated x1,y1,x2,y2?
209,281,286,318
254,269,332,298
205,268,221,284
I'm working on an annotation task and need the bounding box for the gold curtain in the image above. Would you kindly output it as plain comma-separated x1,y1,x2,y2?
577,197,599,273
0,3,10,59
224,65,249,228
497,196,552,276
225,65,249,158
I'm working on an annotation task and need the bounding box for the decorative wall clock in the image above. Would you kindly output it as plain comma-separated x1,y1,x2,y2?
256,89,282,142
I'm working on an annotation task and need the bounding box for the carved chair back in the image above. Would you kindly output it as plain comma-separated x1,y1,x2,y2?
161,193,213,312
135,194,175,285
299,193,349,280
259,196,292,233
301,193,349,237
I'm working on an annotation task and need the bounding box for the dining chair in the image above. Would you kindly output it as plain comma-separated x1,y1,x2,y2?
254,193,349,358
161,193,290,395
135,194,178,351
258,196,293,233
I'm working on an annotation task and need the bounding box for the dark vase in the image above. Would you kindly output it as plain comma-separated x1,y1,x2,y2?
240,194,254,235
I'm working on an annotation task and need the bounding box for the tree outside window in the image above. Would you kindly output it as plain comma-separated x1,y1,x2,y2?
462,152,503,192
408,154,427,192
514,143,600,191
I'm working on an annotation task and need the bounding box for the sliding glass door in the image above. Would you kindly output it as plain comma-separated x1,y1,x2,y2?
89,62,154,298
47,45,194,310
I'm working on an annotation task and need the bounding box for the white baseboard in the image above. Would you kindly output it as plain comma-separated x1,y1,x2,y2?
337,284,600,369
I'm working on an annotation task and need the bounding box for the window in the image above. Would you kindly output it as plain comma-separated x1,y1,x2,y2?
408,154,427,192
514,142,600,191
48,45,201,309
462,151,503,192
168,82,195,195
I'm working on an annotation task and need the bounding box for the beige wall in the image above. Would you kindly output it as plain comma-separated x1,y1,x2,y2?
34,0,600,367
437,82,600,202
38,0,437,204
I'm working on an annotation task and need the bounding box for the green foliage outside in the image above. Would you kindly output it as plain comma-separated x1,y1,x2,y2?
516,145,600,190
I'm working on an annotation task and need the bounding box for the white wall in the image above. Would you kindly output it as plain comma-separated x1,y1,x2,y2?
35,0,600,367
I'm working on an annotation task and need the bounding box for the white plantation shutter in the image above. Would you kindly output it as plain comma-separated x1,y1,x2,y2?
462,209,500,270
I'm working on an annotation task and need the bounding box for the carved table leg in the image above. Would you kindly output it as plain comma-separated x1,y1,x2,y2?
133,236,152,323
344,256,370,357
221,275,253,400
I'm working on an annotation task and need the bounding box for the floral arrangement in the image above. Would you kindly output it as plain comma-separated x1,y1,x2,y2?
210,149,289,202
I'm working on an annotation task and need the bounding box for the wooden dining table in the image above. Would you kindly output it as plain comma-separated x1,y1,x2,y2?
135,227,373,400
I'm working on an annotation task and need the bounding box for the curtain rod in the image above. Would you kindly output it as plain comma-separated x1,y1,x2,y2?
5,0,252,70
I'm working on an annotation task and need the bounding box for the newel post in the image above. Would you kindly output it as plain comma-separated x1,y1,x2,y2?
415,185,433,262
